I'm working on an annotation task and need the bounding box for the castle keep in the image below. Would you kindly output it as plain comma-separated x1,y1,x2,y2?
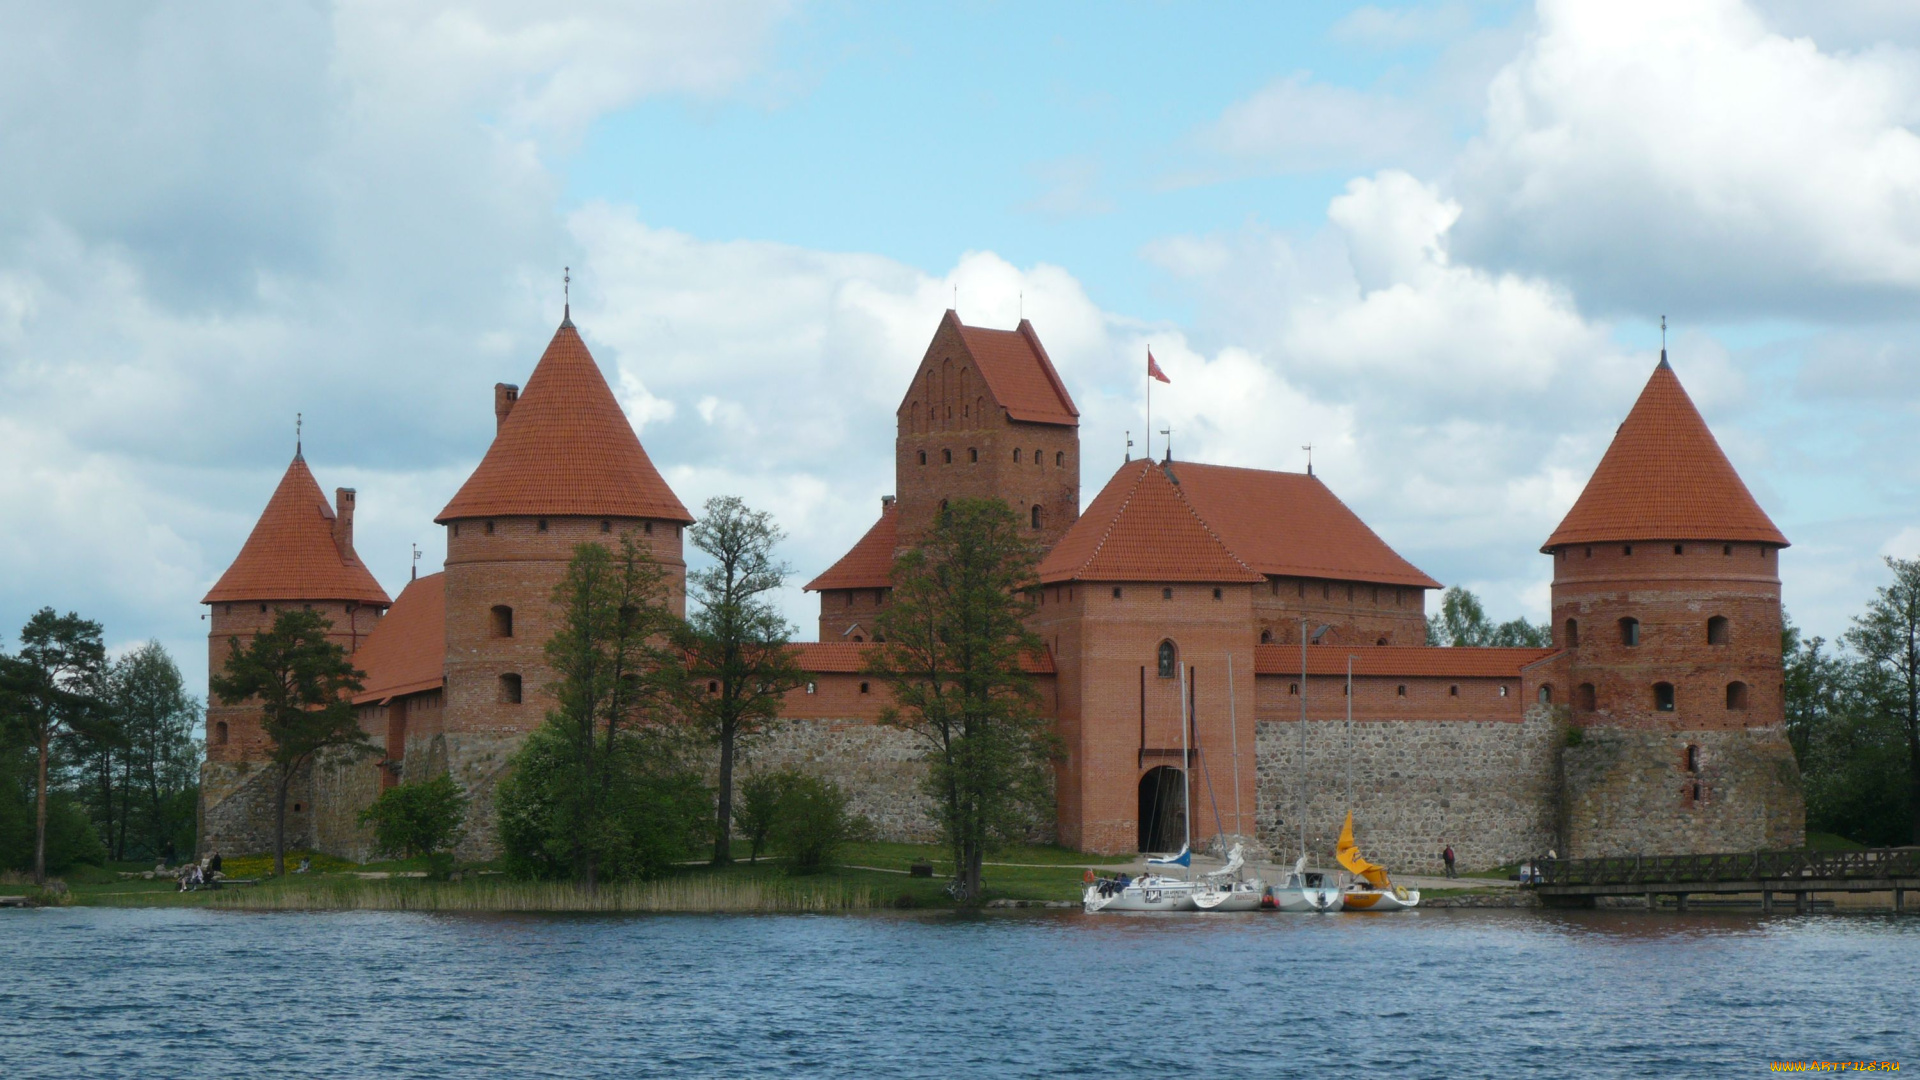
200,312,1804,869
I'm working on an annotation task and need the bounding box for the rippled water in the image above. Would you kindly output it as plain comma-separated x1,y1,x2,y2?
3,906,1916,1078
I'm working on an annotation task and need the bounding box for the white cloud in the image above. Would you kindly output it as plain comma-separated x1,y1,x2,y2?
1189,73,1445,175
1330,4,1475,49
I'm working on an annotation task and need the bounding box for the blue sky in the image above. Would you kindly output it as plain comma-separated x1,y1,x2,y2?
2,0,1918,698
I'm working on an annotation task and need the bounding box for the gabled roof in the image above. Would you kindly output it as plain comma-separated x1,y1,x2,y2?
1038,459,1438,588
437,321,692,524
351,573,445,704
1545,355,1787,550
804,500,898,592
203,456,391,606
1038,460,1263,584
1254,645,1556,679
943,310,1079,427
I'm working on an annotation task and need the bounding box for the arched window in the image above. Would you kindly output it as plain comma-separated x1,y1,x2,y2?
1619,617,1640,646
1031,505,1042,529
499,674,523,705
1653,682,1676,712
1448,685,1459,697
1538,685,1553,704
1707,616,1729,645
1685,744,1701,773
1288,682,1298,695
943,449,952,464
1157,640,1177,678
1032,448,1042,465
1055,451,1064,467
1726,681,1749,710
918,451,927,466
1576,683,1596,711
1212,587,1222,600
968,447,978,463
490,605,513,638
1013,448,1022,462
215,721,228,745
1161,587,1173,600
1375,637,1388,646
1260,629,1273,644
1564,618,1579,647
859,681,871,695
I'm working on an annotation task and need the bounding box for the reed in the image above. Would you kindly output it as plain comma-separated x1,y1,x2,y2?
208,873,878,914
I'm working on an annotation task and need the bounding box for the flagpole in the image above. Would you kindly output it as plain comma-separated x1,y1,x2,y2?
1146,346,1152,463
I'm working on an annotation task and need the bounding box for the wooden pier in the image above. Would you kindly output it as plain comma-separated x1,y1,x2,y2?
1532,847,1920,912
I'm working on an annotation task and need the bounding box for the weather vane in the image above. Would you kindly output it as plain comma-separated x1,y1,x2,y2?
1661,314,1667,350
296,412,302,458
1160,425,1172,462
411,543,421,581
1125,429,1133,463
1303,443,1313,477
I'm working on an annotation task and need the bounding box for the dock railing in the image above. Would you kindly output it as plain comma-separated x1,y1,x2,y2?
1533,847,1920,891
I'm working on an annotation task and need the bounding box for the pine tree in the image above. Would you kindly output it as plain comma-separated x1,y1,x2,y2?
12,609,107,885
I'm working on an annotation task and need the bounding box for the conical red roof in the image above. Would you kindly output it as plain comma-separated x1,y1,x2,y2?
203,456,391,606
436,321,691,524
1544,356,1787,551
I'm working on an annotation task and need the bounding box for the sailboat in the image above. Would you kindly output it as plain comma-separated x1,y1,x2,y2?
1335,811,1419,911
1265,854,1344,912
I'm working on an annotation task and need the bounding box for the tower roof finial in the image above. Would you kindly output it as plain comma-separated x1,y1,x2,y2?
295,412,303,460
561,266,574,329
1659,314,1669,369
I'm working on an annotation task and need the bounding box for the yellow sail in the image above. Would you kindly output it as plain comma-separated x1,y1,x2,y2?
1336,812,1391,888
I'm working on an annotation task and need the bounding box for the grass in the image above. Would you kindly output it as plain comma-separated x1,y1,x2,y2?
208,871,877,913
1804,832,1867,851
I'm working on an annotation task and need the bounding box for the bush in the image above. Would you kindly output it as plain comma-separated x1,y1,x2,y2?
732,769,794,863
496,722,710,883
358,773,469,860
768,774,862,875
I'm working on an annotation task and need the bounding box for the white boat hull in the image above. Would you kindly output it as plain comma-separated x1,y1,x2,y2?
1083,876,1205,913
1193,879,1266,912
1267,884,1344,912
1343,885,1420,911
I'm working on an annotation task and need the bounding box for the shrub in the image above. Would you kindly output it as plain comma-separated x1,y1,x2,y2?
769,774,861,874
732,769,795,863
358,773,469,860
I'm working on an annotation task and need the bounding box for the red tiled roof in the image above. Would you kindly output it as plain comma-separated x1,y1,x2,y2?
788,641,1055,675
351,573,445,704
203,456,391,606
1039,460,1262,584
1545,357,1787,550
1171,462,1441,589
804,500,898,592
1039,459,1437,588
437,321,692,524
949,311,1079,427
1254,645,1557,678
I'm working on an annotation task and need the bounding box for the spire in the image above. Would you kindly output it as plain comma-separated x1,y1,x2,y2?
1543,357,1787,551
560,266,573,330
1659,314,1669,369
203,456,391,605
437,320,691,524
295,412,303,460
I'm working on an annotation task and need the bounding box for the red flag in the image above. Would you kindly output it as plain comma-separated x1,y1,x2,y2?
1147,350,1170,383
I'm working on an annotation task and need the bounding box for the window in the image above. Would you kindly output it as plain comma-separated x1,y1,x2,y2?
453,523,461,537
1565,619,1579,647
1585,546,1592,558
1260,629,1273,644
1396,685,1407,698
1653,682,1676,712
1055,451,1064,467
1270,578,1279,596
1538,685,1553,704
490,605,514,638
223,604,232,615
1726,681,1749,710
644,521,653,535
538,518,548,533
805,682,816,695
919,451,927,465
1449,685,1459,697
708,681,719,694
1288,682,1299,695
1577,683,1596,711
259,603,267,613
215,721,228,745
845,592,855,608
859,681,870,694
1624,544,1634,556
1157,640,1177,678
499,674,523,705
1723,544,1733,556
1673,544,1683,555
1499,685,1510,698
1031,505,1043,529
600,520,611,533
1620,617,1640,646
1685,744,1701,773
1707,616,1729,645
1014,449,1022,462
943,449,952,464
968,447,978,463
485,520,495,535
1212,587,1222,600
1162,587,1173,600
1376,637,1388,646
1298,581,1306,599
1112,587,1122,599
1032,448,1041,465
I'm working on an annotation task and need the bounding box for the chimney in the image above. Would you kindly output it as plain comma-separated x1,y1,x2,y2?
494,383,520,430
881,495,896,511
334,488,357,559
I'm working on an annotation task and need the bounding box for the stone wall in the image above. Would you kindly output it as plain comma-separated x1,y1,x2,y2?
743,718,939,842
1561,725,1804,856
1255,704,1565,874
199,759,313,857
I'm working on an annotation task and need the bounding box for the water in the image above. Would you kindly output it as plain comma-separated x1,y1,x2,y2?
3,907,1916,1078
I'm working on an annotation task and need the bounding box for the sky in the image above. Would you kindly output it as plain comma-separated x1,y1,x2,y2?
4,0,1919,699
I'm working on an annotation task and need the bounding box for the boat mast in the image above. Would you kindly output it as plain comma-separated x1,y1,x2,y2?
1345,655,1354,815
1227,653,1242,841
1298,618,1307,861
1180,661,1192,881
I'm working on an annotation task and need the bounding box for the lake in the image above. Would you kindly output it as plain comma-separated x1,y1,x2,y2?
3,906,1915,1078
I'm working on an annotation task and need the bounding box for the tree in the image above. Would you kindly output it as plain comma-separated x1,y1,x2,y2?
209,609,373,877
1426,586,1550,647
767,773,860,874
359,773,468,861
11,609,107,885
497,535,699,888
679,496,806,865
872,498,1057,904
1844,556,1920,843
732,768,793,863
110,643,202,863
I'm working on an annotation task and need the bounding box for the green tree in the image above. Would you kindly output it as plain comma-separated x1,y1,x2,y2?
209,609,372,876
497,535,699,887
679,496,806,865
358,773,468,860
768,773,860,874
732,768,792,863
11,609,108,885
872,498,1057,904
1844,556,1920,843
1425,586,1550,647
111,643,202,862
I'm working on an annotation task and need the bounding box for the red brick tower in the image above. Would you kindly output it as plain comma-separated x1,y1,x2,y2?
434,313,691,815
200,452,390,851
1544,353,1803,855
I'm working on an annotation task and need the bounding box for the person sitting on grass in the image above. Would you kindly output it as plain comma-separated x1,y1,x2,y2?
178,863,203,892
207,851,223,879
295,856,311,874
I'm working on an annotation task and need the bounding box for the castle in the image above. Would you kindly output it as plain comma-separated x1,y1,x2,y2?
199,309,1805,870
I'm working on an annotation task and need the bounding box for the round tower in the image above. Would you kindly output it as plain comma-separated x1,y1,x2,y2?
200,452,390,852
1544,352,1803,856
433,312,691,826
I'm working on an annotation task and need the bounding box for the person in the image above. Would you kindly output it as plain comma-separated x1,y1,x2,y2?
1083,868,1096,886
1443,845,1457,879
295,856,312,874
207,851,223,879
178,863,203,892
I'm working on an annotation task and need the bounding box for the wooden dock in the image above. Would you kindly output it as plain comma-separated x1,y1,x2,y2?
1532,847,1920,912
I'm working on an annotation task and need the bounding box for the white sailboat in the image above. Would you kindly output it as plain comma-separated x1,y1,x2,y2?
1266,854,1344,912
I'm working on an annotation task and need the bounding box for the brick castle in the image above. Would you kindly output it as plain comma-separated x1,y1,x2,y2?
199,309,1805,869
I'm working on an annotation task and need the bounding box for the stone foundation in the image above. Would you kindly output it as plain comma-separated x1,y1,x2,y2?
1561,725,1804,857
744,718,939,842
199,759,313,858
